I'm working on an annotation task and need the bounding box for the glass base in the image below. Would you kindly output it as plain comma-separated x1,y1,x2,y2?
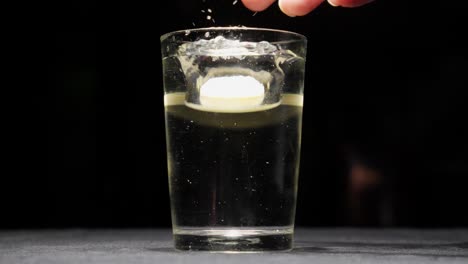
173,226,293,252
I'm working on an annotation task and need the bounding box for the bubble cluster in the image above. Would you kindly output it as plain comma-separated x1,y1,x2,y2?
180,36,278,57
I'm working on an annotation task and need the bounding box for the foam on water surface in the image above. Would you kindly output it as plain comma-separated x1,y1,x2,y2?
179,36,278,57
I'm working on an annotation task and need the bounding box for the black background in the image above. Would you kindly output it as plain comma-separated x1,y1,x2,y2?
4,0,467,228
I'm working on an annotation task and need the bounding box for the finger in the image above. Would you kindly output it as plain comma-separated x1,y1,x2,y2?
328,0,374,7
241,0,277,12
278,0,325,17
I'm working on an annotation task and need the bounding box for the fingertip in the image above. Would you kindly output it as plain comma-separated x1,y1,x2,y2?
328,0,338,7
328,0,374,7
241,0,277,12
278,0,296,17
279,0,324,17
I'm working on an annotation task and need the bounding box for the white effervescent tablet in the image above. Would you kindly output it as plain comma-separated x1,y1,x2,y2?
198,76,265,112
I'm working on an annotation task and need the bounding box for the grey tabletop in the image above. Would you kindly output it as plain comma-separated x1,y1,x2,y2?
1,228,467,263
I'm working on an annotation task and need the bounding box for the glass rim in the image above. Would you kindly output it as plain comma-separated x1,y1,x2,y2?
160,27,307,44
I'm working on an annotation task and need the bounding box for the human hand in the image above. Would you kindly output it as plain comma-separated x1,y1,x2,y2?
241,0,374,17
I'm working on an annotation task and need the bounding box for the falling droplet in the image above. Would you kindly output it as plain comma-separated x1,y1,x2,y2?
208,9,212,13
233,0,238,5
207,15,211,20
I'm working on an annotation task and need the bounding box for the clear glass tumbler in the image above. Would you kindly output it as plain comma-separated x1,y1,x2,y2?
160,27,307,252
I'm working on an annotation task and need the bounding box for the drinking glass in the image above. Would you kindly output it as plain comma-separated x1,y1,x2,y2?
160,27,307,251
